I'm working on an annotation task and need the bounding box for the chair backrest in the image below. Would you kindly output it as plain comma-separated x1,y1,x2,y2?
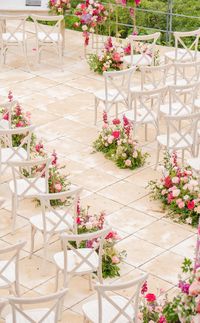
94,273,148,323
61,227,111,283
37,187,83,237
140,63,173,89
0,15,27,43
133,86,167,124
31,14,64,43
103,66,136,111
128,32,160,66
0,241,25,288
0,125,35,165
174,60,200,85
174,29,200,62
8,158,51,197
0,100,18,129
163,111,200,151
7,289,68,323
168,81,200,115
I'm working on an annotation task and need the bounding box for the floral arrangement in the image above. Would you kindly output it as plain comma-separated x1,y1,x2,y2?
87,37,124,74
93,111,148,170
74,0,108,46
123,40,160,66
148,152,200,227
76,203,126,278
48,0,70,14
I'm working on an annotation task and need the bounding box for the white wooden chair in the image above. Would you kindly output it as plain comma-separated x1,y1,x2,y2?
123,32,160,67
187,157,200,183
54,227,110,291
139,63,173,90
124,86,167,140
159,82,200,116
82,273,148,323
8,158,51,232
29,187,83,266
0,15,28,66
5,288,68,323
156,112,200,167
94,67,136,125
0,125,35,177
31,14,64,65
174,60,200,86
165,29,200,63
0,100,18,129
0,241,25,297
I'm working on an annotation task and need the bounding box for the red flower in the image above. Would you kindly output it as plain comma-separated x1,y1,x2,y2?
3,112,9,120
158,316,167,323
16,121,24,127
164,176,172,188
141,281,148,294
145,293,156,303
112,118,120,125
76,217,81,224
112,130,120,139
187,200,195,210
167,192,173,204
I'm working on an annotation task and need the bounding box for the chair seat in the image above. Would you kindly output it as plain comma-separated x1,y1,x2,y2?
165,77,187,86
9,178,46,197
30,211,74,232
37,32,63,42
165,49,199,62
124,54,152,66
5,308,55,323
94,89,125,103
187,158,200,172
54,248,99,274
82,295,135,323
0,260,15,288
130,83,154,93
0,119,9,129
124,109,157,124
2,32,27,42
160,102,192,116
157,132,193,149
1,148,27,164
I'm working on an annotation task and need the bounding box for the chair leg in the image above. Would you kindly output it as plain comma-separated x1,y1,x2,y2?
115,103,118,118
181,149,185,164
11,194,18,234
94,98,98,125
155,143,161,170
88,273,93,291
55,268,59,292
144,124,148,141
14,280,20,297
29,225,36,259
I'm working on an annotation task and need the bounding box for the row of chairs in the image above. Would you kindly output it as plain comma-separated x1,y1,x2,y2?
0,14,64,67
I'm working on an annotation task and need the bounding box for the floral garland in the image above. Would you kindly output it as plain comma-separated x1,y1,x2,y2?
74,0,108,46
93,111,148,170
87,37,124,74
48,0,71,14
76,203,126,278
148,152,200,227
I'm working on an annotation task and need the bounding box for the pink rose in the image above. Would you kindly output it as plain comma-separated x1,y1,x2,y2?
112,256,120,264
178,201,185,209
189,280,200,296
125,159,132,167
55,183,62,192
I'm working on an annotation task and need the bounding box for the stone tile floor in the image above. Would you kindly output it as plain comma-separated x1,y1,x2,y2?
0,22,197,321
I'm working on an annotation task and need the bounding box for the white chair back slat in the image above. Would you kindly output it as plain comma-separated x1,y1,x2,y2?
7,289,68,323
140,63,173,89
174,60,200,85
174,29,200,62
94,274,148,323
128,32,160,66
104,67,136,112
0,15,27,43
38,187,83,237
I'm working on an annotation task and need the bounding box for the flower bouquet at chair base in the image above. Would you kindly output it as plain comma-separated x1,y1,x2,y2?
148,152,200,227
93,111,148,170
87,37,124,74
76,203,126,278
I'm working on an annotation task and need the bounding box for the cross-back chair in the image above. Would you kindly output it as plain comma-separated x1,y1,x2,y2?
94,67,136,124
82,273,148,323
174,60,200,86
0,241,25,297
124,86,167,141
156,111,200,167
123,32,160,67
0,100,18,129
54,227,110,291
31,14,64,66
29,187,83,267
0,15,28,66
139,63,173,91
5,288,68,323
165,29,200,63
0,125,35,178
8,158,51,232
160,82,200,117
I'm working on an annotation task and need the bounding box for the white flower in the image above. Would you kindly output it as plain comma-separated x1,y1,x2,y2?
82,25,88,31
183,195,189,201
89,27,94,33
172,189,180,197
132,151,138,158
86,222,93,230
186,217,192,224
172,176,179,184
189,179,199,187
89,0,94,4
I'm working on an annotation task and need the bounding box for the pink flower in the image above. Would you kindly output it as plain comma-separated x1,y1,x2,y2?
51,150,57,166
3,112,9,120
145,293,156,303
112,118,120,125
164,176,172,188
16,121,24,127
112,130,120,139
112,52,121,62
158,316,167,323
55,183,62,192
112,256,120,264
178,201,185,209
125,159,132,167
35,142,44,153
189,280,200,296
187,200,195,210
141,281,148,294
8,90,13,102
